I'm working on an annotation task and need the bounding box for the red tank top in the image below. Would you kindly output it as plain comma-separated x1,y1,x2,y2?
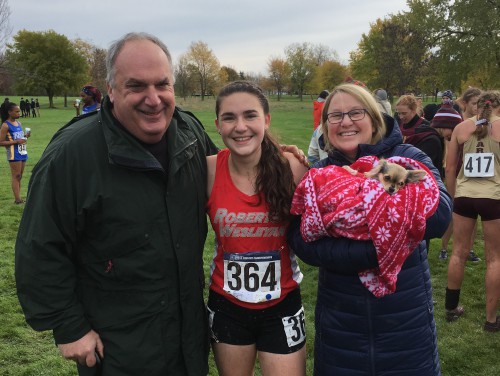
207,149,303,309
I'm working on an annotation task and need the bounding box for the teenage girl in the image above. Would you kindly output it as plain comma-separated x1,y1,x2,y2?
440,87,482,261
445,91,500,331
0,102,29,204
206,81,309,375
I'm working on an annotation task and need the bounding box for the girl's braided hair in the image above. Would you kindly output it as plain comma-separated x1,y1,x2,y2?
475,91,500,139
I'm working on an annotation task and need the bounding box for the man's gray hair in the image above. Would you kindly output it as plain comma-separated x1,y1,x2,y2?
106,32,173,88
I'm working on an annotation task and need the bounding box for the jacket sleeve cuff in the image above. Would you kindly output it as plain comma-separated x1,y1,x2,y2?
53,319,92,345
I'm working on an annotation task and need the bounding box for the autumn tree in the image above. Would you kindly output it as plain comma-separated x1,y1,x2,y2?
73,38,107,93
184,41,220,100
89,47,107,94
407,0,500,90
267,57,290,101
174,54,197,99
314,60,348,93
73,38,93,65
312,44,338,66
350,15,430,96
0,52,13,93
284,42,316,101
6,30,88,107
306,44,348,95
220,66,239,83
244,73,267,89
347,1,500,96
212,68,231,98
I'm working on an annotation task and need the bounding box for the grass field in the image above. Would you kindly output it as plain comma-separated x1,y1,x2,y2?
0,95,499,375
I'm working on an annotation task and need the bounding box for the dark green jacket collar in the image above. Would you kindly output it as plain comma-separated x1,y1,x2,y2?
99,96,199,174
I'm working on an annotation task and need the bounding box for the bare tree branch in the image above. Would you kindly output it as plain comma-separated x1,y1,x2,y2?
0,0,12,51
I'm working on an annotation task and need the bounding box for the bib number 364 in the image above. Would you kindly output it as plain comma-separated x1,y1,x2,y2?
223,251,281,303
464,153,494,177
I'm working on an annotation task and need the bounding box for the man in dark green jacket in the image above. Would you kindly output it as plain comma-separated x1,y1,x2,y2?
15,32,218,375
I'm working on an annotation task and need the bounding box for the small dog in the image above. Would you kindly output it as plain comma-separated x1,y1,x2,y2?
343,159,427,195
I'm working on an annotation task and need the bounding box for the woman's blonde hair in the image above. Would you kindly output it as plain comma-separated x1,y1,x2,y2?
321,83,386,152
395,94,418,111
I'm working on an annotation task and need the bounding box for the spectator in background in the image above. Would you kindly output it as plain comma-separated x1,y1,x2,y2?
0,97,9,115
439,90,462,113
395,94,429,141
309,89,330,165
80,85,102,115
307,126,328,165
19,98,27,118
0,102,30,204
313,90,329,130
441,90,453,103
374,88,392,115
35,99,40,117
399,99,462,253
457,88,482,120
406,100,462,177
30,98,36,118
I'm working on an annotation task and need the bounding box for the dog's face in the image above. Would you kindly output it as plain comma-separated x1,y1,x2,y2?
365,159,427,195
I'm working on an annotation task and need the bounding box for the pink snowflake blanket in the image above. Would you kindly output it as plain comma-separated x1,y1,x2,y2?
290,156,439,297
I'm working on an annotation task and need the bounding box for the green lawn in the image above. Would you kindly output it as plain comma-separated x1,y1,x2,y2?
0,95,499,375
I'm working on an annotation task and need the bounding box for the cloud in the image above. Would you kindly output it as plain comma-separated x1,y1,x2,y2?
9,0,408,74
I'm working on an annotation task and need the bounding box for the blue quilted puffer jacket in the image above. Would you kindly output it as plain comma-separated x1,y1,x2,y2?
288,115,451,375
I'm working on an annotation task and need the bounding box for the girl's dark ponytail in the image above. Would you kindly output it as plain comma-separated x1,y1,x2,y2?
1,102,16,124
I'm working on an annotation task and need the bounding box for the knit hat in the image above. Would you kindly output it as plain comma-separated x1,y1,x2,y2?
430,103,462,129
318,90,329,100
442,90,453,100
374,89,388,101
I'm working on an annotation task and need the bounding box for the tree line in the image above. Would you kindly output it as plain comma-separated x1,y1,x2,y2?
0,0,498,106
350,0,500,101
1,30,106,108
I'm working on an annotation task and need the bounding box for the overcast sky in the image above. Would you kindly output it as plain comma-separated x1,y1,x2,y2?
9,0,409,75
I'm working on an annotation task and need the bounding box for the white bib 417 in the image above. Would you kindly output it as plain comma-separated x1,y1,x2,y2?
464,153,494,177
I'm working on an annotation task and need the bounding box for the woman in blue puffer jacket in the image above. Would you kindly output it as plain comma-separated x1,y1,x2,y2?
288,83,452,376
